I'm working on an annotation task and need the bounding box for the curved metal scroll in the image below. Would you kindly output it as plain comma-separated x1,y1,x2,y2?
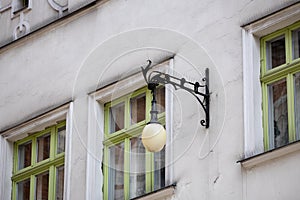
141,60,210,128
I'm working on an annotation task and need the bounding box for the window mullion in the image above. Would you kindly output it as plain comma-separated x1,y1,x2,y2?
50,127,56,161
146,89,154,192
262,82,270,150
145,90,152,123
261,37,267,76
286,30,292,65
13,144,18,174
125,97,130,129
29,175,35,200
124,94,130,200
124,138,130,200
104,106,110,138
288,28,293,64
54,126,58,158
103,146,109,200
287,73,296,142
145,151,153,193
32,137,36,166
12,181,17,200
48,165,55,200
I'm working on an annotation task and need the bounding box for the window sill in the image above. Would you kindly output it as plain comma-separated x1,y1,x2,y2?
12,5,32,19
238,140,300,169
13,6,28,14
130,184,176,200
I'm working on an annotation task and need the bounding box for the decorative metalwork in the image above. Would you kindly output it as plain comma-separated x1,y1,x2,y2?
141,60,210,128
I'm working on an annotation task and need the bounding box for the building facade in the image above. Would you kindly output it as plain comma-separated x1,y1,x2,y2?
1,0,300,199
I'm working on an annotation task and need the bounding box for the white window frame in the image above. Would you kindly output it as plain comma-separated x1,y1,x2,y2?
86,59,174,200
0,103,73,200
242,3,300,158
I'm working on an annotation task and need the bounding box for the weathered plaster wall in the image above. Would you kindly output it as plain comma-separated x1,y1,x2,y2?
1,0,300,199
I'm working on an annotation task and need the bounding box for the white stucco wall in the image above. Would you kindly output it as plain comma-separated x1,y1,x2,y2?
1,0,300,199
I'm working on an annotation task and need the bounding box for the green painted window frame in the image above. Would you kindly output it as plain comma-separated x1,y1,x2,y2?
103,87,166,200
261,21,300,150
11,121,66,200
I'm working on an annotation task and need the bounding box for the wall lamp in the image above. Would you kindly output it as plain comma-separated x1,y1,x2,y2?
141,60,210,152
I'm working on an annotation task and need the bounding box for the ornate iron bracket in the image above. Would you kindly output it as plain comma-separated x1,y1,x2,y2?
141,60,210,128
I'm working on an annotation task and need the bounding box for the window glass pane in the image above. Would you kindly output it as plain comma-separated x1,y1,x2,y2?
18,141,32,170
108,143,124,200
110,103,125,133
35,171,49,200
268,79,289,148
154,146,165,190
57,126,66,154
292,28,300,60
17,178,30,200
37,133,50,162
156,87,165,114
130,94,146,125
129,137,146,199
266,35,286,70
294,73,300,140
56,166,64,200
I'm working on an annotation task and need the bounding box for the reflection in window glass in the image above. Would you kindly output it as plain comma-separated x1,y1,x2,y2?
35,171,49,200
266,35,286,70
130,137,146,199
292,28,300,60
110,103,125,133
56,166,64,200
57,126,66,154
154,146,165,190
268,79,288,148
17,179,30,200
108,143,124,200
18,141,32,170
156,87,165,114
130,94,146,125
294,73,300,140
37,133,50,162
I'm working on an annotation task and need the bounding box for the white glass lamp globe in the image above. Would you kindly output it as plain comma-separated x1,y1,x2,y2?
142,123,166,152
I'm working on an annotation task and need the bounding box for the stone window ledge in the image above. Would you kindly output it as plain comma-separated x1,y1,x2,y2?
238,140,300,169
130,184,176,200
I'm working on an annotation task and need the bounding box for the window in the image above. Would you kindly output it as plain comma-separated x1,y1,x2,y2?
12,121,66,200
14,0,29,12
261,21,300,150
103,87,166,200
